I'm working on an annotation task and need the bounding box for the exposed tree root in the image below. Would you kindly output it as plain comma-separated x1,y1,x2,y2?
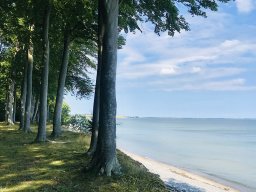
86,152,121,176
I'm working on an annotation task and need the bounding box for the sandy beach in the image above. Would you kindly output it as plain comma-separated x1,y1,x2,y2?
119,149,240,192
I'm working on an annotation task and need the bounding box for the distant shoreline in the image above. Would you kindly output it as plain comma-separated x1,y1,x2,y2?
80,114,256,120
120,116,256,120
118,148,241,192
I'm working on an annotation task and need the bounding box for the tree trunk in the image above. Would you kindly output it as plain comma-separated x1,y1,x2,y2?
24,38,33,133
35,3,51,142
47,102,50,122
4,86,9,124
5,88,8,123
88,0,121,176
87,16,103,156
52,32,70,138
8,79,14,125
32,95,39,123
13,83,17,123
30,95,35,120
36,109,39,123
5,80,14,125
20,58,28,130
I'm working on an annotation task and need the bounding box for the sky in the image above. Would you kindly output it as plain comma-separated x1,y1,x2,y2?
65,0,256,118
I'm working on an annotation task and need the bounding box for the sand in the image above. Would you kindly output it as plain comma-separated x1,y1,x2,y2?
119,149,240,192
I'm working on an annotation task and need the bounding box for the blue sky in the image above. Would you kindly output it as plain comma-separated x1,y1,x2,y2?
65,0,256,118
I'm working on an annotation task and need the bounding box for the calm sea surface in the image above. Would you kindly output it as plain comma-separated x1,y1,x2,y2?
116,118,256,192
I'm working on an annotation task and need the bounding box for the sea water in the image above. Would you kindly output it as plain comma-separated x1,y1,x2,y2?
116,118,256,192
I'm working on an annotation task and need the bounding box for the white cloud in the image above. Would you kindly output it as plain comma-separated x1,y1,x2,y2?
117,10,256,91
160,66,177,75
154,78,256,92
236,0,255,13
119,47,146,66
146,67,250,91
118,37,255,79
220,40,241,48
191,67,202,73
200,68,247,79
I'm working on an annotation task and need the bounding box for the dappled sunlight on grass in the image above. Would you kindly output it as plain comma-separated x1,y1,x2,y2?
0,122,168,192
34,154,46,158
49,160,64,166
1,180,54,192
0,173,17,181
29,147,41,152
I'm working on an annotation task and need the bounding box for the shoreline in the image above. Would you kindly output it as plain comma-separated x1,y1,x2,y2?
118,149,240,192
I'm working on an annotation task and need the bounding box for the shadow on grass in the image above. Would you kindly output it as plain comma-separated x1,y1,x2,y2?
0,122,168,192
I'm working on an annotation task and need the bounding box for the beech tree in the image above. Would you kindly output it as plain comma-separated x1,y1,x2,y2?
87,0,121,176
86,0,104,156
51,0,96,138
0,1,95,130
23,23,35,133
35,1,51,142
88,0,232,176
0,0,47,132
0,0,30,127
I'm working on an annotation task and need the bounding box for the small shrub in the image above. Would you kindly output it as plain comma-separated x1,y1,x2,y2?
67,114,91,133
61,102,71,125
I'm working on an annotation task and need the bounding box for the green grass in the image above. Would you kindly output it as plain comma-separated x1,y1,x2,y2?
0,122,169,192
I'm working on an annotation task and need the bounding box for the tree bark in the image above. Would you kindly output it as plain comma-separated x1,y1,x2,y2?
32,95,39,123
88,0,121,176
20,58,28,130
5,89,8,123
87,13,104,156
47,102,50,122
35,3,51,142
24,37,33,133
51,32,70,138
8,79,14,125
13,83,17,123
5,80,14,125
30,95,35,120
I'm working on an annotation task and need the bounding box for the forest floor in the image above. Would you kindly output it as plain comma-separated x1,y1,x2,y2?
0,122,168,192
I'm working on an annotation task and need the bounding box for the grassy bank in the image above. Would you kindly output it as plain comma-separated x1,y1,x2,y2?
0,122,169,192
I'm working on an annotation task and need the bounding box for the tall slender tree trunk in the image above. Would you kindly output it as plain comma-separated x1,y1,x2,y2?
5,80,14,125
8,80,14,125
47,102,50,122
32,95,39,123
5,89,8,123
88,0,120,176
30,95,35,120
20,58,28,130
13,83,17,123
24,37,33,133
87,13,104,155
35,3,51,142
52,32,70,138
11,61,17,124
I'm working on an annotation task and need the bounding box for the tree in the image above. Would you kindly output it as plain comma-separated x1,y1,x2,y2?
0,0,95,131
51,32,70,137
24,26,34,133
35,1,51,142
0,1,26,126
86,45,102,155
0,0,44,131
4,51,16,125
51,0,96,138
87,22,125,156
88,0,232,176
88,0,121,176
